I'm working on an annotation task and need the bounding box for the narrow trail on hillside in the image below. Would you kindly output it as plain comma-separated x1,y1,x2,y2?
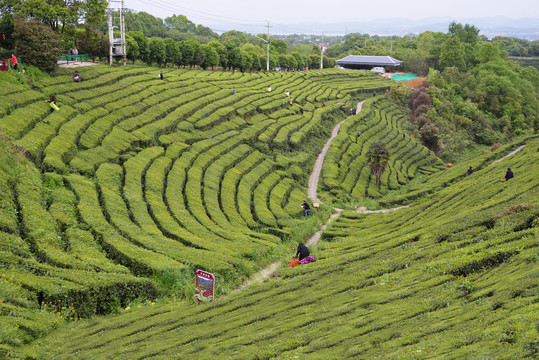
308,101,365,202
490,145,525,165
355,205,410,213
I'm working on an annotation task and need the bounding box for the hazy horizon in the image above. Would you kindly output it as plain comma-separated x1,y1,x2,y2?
123,0,539,35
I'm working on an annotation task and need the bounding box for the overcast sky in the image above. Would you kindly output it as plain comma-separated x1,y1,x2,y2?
124,0,539,33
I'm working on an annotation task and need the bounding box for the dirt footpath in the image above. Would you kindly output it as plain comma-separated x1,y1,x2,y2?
308,101,366,202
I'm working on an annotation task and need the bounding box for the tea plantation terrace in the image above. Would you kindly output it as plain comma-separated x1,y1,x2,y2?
1,65,536,359
21,135,539,359
1,66,396,356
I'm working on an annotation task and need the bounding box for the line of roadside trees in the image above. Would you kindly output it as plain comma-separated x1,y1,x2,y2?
122,30,336,71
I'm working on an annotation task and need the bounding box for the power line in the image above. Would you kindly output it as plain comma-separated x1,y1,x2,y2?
149,0,266,24
133,0,266,27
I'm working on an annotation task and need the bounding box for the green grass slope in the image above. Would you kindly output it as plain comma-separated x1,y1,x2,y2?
21,136,538,359
0,65,393,356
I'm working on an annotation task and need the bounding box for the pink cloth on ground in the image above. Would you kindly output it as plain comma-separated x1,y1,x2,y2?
298,256,317,264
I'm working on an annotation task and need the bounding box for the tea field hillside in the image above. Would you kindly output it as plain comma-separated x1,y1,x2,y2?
21,135,539,359
1,65,537,359
0,65,406,357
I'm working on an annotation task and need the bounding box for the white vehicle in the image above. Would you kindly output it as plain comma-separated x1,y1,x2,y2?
371,67,385,74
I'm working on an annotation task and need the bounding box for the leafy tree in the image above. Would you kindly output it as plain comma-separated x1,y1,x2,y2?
270,39,287,54
208,41,227,68
251,54,261,70
122,12,167,38
0,16,15,50
258,55,267,71
427,68,446,88
287,54,297,69
128,31,149,63
365,141,389,185
163,38,180,67
83,0,107,28
125,33,139,64
239,50,252,72
420,122,441,154
291,52,305,68
520,66,539,89
323,55,335,68
183,39,199,68
475,42,502,63
439,36,466,71
278,54,288,69
220,30,251,48
198,44,219,70
76,26,108,62
308,54,320,69
240,43,262,56
195,24,218,39
268,54,279,69
178,39,196,67
448,22,479,45
148,37,166,66
476,73,522,119
2,0,106,34
416,31,435,55
13,19,61,72
310,44,321,55
165,14,196,33
226,45,241,70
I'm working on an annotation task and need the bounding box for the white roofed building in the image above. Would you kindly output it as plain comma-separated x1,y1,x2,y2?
336,55,402,71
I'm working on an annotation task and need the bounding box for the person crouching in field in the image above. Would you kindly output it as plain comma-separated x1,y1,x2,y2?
289,242,309,267
301,200,311,217
48,95,59,112
296,242,310,261
289,242,317,267
73,71,81,82
504,168,514,181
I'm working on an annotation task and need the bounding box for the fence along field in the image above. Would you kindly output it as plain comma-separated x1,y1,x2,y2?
22,136,539,359
0,65,393,355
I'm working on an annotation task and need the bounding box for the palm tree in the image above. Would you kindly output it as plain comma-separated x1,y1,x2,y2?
366,141,389,185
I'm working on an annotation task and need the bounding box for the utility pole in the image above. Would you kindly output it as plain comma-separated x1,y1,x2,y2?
120,0,126,65
266,21,270,72
320,33,324,70
254,23,270,72
107,7,113,66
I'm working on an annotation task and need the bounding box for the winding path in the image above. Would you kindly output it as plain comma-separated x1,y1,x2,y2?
239,108,528,290
308,101,365,202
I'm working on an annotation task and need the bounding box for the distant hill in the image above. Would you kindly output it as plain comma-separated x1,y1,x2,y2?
219,17,539,40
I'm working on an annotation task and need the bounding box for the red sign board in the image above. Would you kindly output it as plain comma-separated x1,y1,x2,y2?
195,270,215,303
